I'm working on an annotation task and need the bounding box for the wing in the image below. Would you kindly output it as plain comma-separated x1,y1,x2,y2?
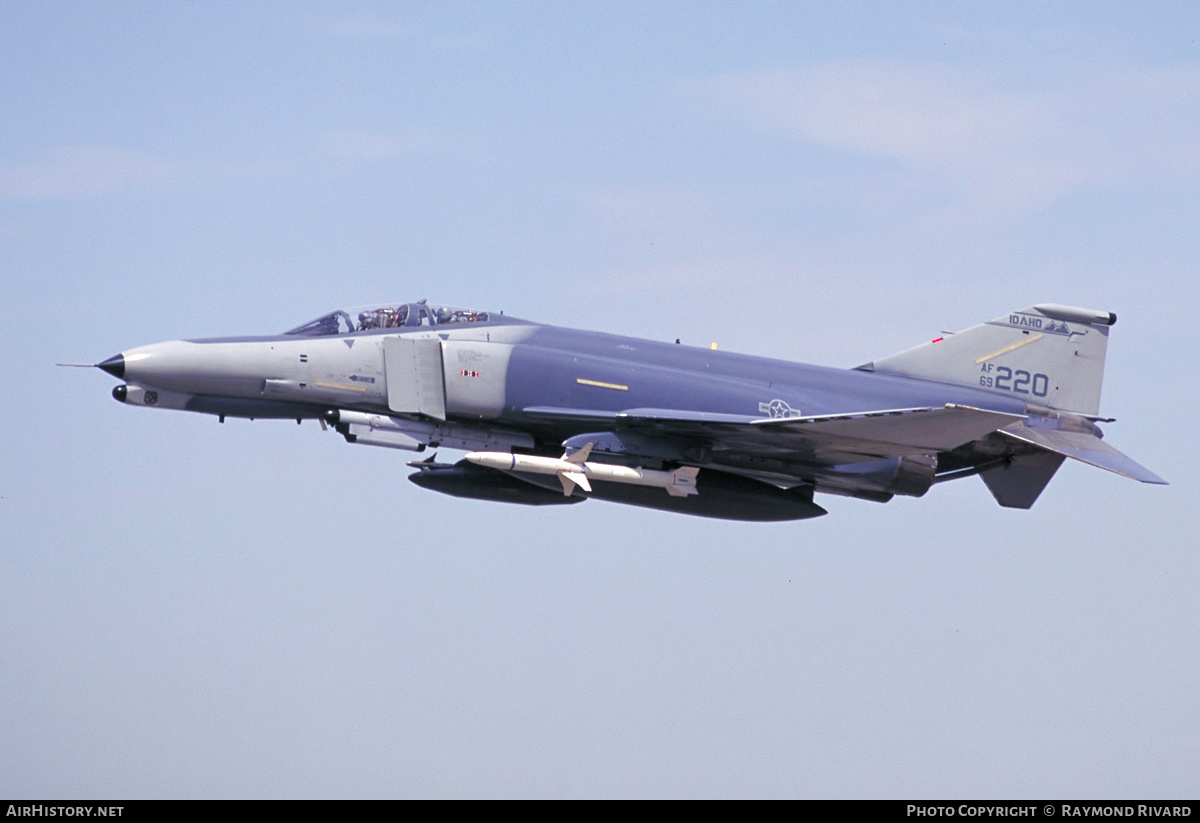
522,401,1167,494
523,403,1024,464
743,404,1025,461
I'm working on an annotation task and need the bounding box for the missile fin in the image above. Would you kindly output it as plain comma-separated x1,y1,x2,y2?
561,470,591,494
563,441,594,464
667,466,700,497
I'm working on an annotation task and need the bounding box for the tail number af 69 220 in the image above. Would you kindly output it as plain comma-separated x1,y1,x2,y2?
980,365,1049,397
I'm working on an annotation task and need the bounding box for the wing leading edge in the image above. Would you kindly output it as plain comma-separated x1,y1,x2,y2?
524,403,1024,461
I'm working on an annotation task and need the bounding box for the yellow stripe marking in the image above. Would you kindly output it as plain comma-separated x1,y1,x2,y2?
576,378,628,391
315,381,368,393
974,333,1044,364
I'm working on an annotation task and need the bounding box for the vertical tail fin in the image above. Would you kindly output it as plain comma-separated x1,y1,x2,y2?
860,304,1116,416
979,451,1066,509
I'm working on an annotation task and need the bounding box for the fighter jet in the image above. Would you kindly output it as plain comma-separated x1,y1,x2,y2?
90,300,1165,521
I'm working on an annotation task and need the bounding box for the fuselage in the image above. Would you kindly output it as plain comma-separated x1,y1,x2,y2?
112,315,1026,433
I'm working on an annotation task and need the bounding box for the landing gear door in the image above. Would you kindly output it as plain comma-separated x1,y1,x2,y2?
383,336,446,421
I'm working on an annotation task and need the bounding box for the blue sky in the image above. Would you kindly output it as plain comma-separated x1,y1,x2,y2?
2,2,1197,798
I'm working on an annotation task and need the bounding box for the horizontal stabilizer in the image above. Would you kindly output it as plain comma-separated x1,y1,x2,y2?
1000,426,1167,484
981,451,1065,509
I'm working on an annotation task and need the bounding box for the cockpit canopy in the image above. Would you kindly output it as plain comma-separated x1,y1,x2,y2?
285,300,492,337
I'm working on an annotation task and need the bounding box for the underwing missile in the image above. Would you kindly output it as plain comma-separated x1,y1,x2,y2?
465,443,700,497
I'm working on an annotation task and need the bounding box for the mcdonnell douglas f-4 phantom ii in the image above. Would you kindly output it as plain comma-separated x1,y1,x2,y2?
90,300,1165,521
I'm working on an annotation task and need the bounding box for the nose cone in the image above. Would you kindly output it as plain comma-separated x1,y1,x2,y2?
97,354,125,379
